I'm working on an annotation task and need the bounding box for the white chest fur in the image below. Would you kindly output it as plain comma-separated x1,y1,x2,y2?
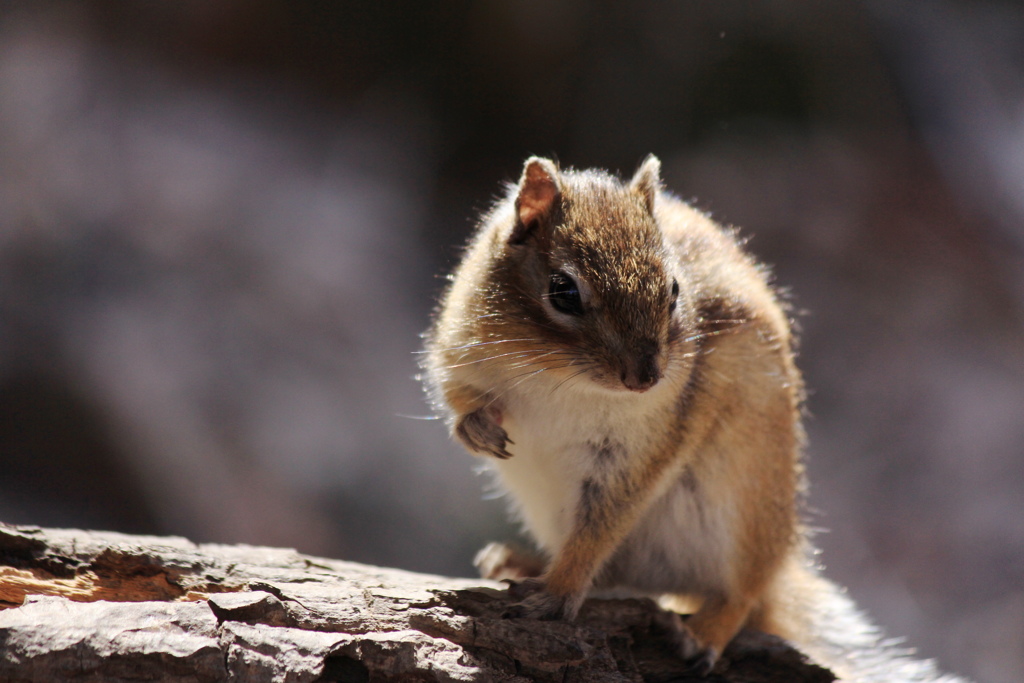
488,376,732,597
490,378,667,551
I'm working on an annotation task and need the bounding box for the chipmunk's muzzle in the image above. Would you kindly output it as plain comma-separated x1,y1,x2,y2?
620,342,662,392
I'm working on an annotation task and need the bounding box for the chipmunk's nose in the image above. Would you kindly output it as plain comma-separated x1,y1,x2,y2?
620,344,661,392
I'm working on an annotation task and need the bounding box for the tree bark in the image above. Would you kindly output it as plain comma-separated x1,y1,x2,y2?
0,524,834,682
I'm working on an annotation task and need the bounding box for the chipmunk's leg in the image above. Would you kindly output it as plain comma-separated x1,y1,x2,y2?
503,468,669,621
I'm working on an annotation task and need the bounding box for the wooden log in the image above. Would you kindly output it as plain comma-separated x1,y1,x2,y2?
0,524,835,682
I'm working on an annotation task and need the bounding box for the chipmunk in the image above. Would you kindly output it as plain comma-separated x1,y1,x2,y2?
422,156,967,682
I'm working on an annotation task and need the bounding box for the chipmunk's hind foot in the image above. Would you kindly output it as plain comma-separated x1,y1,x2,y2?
651,608,720,677
474,542,546,581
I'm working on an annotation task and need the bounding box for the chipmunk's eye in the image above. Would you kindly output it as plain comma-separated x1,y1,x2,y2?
548,271,584,316
669,279,679,313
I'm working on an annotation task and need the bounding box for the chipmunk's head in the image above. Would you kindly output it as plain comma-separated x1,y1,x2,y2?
492,155,694,394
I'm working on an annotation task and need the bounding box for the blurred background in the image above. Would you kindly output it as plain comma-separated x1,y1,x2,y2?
0,1,1021,681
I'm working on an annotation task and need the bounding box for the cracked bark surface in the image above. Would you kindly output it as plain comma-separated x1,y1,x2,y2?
0,524,835,682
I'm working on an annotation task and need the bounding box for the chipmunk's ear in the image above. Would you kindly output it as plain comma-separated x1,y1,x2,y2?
511,157,561,245
629,154,661,215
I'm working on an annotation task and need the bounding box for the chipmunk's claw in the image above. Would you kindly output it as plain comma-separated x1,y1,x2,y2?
650,608,720,676
681,647,718,677
456,407,512,459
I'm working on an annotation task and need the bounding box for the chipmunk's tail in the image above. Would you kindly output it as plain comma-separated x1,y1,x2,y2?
765,550,971,683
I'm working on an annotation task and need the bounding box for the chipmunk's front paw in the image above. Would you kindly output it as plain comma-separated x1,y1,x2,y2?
502,579,581,621
455,406,512,459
